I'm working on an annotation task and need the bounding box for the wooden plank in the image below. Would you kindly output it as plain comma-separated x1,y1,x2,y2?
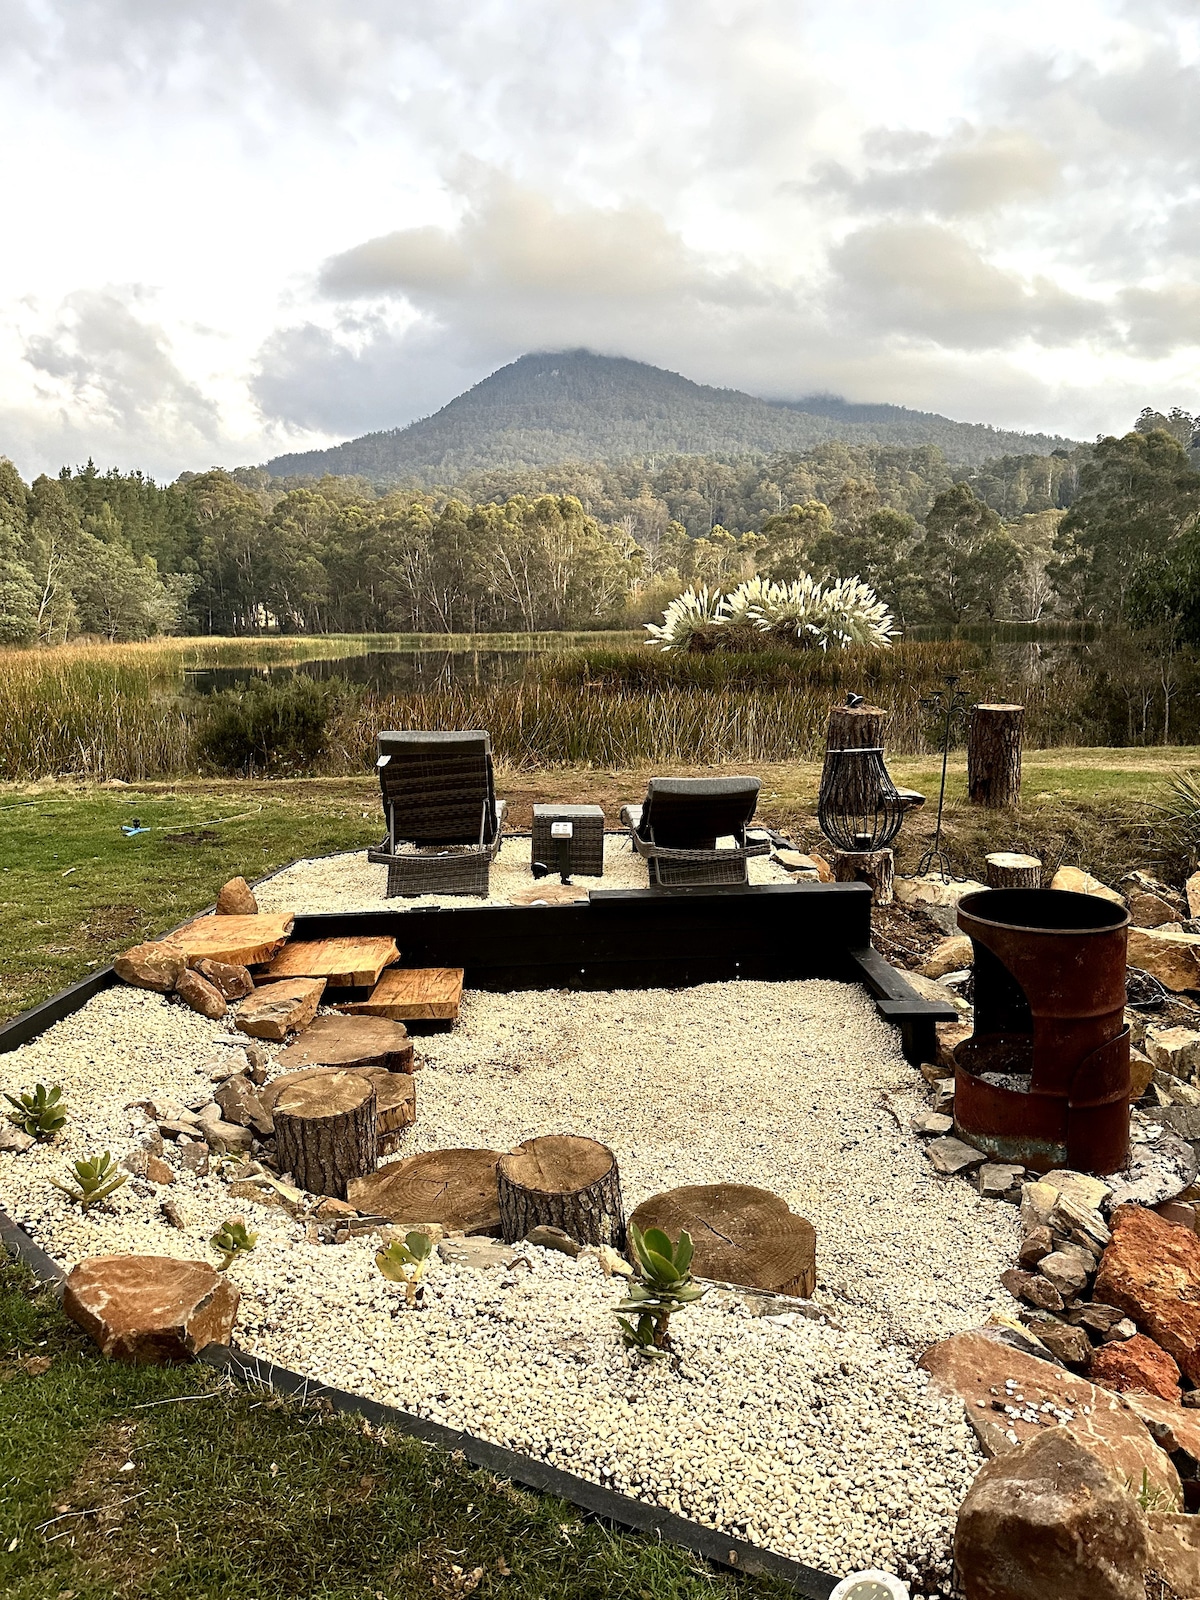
172,913,295,968
263,936,400,988
340,967,463,1022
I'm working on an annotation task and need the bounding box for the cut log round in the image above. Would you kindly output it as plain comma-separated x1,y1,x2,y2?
986,851,1041,889
346,1148,501,1234
832,847,894,905
260,1066,415,1150
272,1070,377,1199
825,701,886,752
968,704,1024,809
628,1183,816,1297
275,1014,414,1074
497,1135,624,1247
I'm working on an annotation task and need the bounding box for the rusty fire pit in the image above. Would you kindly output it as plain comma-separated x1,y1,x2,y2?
953,887,1130,1175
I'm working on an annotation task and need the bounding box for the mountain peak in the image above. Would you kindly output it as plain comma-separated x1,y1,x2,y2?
263,350,1077,482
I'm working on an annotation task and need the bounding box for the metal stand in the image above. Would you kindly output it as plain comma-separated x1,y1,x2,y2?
915,674,968,882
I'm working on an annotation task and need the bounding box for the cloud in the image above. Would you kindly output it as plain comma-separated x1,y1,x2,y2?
23,289,221,442
814,126,1061,217
830,222,1106,348
319,181,708,304
1118,283,1200,359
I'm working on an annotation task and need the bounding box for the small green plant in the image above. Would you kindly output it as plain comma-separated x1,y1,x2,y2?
50,1151,127,1211
376,1231,434,1306
211,1218,258,1271
614,1224,706,1358
5,1082,67,1140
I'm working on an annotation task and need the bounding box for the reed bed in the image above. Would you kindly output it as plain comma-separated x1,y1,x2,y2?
0,634,1162,781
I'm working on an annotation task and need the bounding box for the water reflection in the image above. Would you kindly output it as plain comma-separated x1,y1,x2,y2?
184,648,547,696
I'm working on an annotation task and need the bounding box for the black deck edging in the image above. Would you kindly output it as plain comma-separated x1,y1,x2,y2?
0,1208,834,1597
198,1343,837,1598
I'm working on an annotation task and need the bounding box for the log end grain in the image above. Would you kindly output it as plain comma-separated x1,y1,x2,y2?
628,1183,816,1298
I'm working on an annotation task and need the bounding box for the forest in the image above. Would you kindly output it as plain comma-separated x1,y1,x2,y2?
1,406,1198,644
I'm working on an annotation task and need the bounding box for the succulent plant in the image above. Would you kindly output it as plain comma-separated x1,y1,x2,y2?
49,1151,126,1211
614,1224,706,1357
210,1218,258,1271
376,1230,434,1307
5,1082,67,1140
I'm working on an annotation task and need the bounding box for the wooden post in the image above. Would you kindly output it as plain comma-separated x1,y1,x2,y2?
497,1135,624,1248
825,701,886,753
832,848,895,904
985,852,1041,889
968,704,1024,808
273,1070,377,1199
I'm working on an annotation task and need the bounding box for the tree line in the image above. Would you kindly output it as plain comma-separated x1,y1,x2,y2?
0,406,1198,644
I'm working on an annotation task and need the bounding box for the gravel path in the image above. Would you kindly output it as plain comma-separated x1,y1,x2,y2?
254,834,792,914
0,978,1016,1593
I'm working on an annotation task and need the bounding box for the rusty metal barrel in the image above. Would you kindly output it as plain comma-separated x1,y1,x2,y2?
953,887,1130,1175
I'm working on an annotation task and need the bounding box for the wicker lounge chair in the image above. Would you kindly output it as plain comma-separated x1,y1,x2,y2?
619,776,769,887
367,730,507,897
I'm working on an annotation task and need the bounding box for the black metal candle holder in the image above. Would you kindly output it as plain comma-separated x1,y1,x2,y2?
817,746,908,853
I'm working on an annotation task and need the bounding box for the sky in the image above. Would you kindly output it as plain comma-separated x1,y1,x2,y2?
1,0,1199,480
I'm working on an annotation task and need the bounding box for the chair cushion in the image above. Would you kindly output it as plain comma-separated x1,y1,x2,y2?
637,776,760,847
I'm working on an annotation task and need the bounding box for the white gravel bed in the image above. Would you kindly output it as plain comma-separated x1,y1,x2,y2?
254,834,791,914
0,979,1018,1591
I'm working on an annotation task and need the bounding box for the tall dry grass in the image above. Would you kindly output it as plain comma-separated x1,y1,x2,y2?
0,633,1139,781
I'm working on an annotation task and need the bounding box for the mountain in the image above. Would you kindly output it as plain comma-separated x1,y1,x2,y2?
262,350,1078,481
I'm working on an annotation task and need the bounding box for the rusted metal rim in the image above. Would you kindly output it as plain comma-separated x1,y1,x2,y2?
958,887,1129,936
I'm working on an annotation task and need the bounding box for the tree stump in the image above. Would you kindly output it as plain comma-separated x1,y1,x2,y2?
496,1135,624,1248
832,847,895,904
986,852,1041,889
628,1183,816,1297
272,1070,377,1199
276,1015,414,1074
346,1148,501,1234
968,704,1024,808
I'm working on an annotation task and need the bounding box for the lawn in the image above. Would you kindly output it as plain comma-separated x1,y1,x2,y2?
0,1260,786,1600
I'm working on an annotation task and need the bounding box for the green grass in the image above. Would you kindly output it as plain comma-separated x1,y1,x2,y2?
0,780,378,1020
0,1260,786,1600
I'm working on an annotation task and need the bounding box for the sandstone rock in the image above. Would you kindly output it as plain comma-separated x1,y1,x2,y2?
234,977,325,1041
1145,1025,1200,1079
1128,927,1200,992
1040,1169,1113,1213
174,968,227,1020
896,874,988,909
113,941,185,993
194,959,254,1000
1002,1268,1065,1313
1129,892,1180,929
953,1428,1148,1600
62,1254,239,1363
933,1077,956,1113
0,1125,35,1153
1188,870,1200,920
920,935,975,979
178,1140,209,1176
903,971,970,1013
160,1197,191,1229
1049,866,1126,908
1106,1318,1137,1343
1020,1180,1059,1233
144,1156,175,1186
927,1135,985,1175
313,1196,357,1220
774,850,823,877
525,1224,582,1257
1145,1512,1200,1600
1089,1333,1182,1403
1019,1226,1055,1268
157,1118,200,1141
1038,1251,1091,1302
1071,1302,1130,1336
1052,1191,1111,1252
933,1018,972,1071
1095,1202,1200,1383
437,1236,526,1270
200,1117,253,1154
205,1048,251,1083
214,1074,273,1136
1121,1390,1200,1459
979,1163,1025,1201
919,1328,1179,1498
1023,1317,1092,1368
912,1110,954,1136
215,876,258,916
1129,1048,1154,1101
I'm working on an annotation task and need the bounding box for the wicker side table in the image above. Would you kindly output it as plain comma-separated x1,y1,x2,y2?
531,805,605,878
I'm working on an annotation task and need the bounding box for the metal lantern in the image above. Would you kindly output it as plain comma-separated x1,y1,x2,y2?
817,746,908,852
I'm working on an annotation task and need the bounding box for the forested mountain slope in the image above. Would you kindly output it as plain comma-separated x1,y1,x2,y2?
263,350,1077,480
